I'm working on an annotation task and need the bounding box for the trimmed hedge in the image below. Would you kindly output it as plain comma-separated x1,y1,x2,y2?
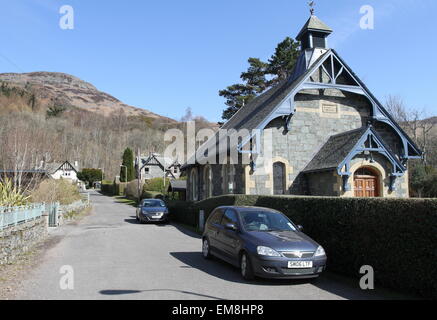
143,191,165,199
168,195,437,299
101,181,114,195
114,182,126,196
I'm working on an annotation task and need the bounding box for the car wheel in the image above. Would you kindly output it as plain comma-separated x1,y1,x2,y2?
240,252,254,281
202,238,212,259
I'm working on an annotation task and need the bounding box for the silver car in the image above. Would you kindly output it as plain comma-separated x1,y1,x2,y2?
136,199,169,223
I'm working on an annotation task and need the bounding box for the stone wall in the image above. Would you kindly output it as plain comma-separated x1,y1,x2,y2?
306,171,340,196
247,89,371,195
0,217,47,265
341,154,409,198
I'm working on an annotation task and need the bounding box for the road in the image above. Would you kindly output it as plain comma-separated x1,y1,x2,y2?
14,191,410,300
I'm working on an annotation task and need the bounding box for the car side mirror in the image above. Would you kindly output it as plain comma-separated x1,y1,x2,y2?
225,223,238,231
297,225,304,232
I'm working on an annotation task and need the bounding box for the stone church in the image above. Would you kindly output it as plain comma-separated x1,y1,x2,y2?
182,14,422,201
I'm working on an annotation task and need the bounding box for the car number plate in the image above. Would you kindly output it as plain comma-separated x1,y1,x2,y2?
288,261,313,269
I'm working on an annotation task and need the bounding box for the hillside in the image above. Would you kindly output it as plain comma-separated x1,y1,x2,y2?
0,72,175,122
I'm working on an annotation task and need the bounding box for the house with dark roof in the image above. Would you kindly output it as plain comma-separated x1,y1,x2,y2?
45,161,80,182
136,154,181,181
182,13,422,201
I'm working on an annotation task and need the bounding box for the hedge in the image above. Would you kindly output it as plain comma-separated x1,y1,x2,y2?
167,195,437,299
101,181,114,195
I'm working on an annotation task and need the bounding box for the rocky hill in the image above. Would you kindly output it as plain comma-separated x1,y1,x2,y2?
0,72,174,121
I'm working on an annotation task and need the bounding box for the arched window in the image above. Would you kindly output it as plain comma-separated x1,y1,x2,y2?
222,165,235,194
273,162,286,195
204,166,212,199
354,167,380,198
190,169,198,201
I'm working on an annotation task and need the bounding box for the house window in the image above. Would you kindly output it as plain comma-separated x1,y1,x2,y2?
227,165,235,194
145,167,150,174
273,162,286,195
204,166,212,199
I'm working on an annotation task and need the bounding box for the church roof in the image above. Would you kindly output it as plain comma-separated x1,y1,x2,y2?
221,50,330,132
303,126,405,174
303,127,368,173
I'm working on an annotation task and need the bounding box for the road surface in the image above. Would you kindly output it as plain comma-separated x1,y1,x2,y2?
14,191,410,300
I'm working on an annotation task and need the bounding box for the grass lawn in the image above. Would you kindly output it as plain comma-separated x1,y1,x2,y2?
114,196,138,207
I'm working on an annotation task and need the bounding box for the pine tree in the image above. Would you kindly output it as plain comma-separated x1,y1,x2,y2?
120,148,134,182
219,37,300,120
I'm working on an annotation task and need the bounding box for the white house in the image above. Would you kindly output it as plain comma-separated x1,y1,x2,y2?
45,161,80,183
136,154,181,182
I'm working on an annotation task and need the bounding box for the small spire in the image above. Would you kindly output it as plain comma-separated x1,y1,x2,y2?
308,1,315,15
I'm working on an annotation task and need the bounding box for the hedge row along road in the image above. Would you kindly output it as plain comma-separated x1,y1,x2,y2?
14,191,413,300
169,195,437,299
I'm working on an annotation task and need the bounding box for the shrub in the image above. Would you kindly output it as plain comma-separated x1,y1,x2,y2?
0,178,29,207
125,179,144,200
31,179,81,205
143,191,165,199
78,168,103,187
166,200,197,226
172,195,437,299
143,178,170,194
114,182,126,196
120,148,135,182
101,180,114,195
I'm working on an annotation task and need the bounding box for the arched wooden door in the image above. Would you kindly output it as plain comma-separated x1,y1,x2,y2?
273,162,286,195
354,167,380,197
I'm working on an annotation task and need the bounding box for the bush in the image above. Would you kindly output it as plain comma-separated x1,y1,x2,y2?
77,168,103,187
31,179,81,205
114,182,126,196
101,180,114,195
143,178,170,194
125,179,144,200
171,195,437,299
0,178,29,207
166,200,197,226
143,191,165,200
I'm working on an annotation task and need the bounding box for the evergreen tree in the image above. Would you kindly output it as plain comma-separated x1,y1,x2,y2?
120,148,135,182
266,37,300,86
219,37,300,121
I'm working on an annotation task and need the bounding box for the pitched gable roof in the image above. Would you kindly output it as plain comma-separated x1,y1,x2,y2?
221,50,330,132
303,126,406,175
140,154,176,170
303,127,367,173
46,161,78,174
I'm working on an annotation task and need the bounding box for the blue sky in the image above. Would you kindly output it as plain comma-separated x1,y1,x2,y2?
0,0,436,122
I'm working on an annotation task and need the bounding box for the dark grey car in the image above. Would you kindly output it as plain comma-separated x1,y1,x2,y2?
202,206,327,280
136,199,169,223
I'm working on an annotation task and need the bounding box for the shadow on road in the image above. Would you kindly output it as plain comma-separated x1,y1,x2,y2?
170,223,201,239
170,251,312,287
124,217,141,224
99,289,225,300
169,251,412,300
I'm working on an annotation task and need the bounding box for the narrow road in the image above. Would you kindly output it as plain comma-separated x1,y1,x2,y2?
15,191,409,300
